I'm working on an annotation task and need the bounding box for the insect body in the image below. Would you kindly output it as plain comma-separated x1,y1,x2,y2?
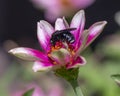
50,28,76,46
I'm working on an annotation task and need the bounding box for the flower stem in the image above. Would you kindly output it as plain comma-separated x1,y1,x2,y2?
69,80,84,96
55,67,83,96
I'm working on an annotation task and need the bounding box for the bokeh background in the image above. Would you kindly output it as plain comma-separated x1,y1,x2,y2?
0,0,120,96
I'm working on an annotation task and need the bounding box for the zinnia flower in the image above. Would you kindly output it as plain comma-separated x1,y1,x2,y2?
9,10,107,72
30,0,95,21
11,84,63,96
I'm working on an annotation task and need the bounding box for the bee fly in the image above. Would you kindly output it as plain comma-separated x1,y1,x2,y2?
50,28,76,46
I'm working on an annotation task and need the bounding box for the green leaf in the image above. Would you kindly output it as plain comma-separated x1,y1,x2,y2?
111,74,120,87
23,88,34,96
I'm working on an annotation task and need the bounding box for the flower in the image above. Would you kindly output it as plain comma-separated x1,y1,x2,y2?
11,84,44,96
11,84,63,96
30,0,95,21
9,10,107,72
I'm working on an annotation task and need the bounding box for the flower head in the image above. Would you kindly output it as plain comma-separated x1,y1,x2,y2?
9,10,107,72
30,0,95,21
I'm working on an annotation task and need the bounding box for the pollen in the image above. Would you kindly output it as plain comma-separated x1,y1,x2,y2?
53,61,57,65
67,44,75,56
68,48,75,56
47,42,63,65
47,53,57,65
51,41,63,51
48,41,75,65
71,50,75,55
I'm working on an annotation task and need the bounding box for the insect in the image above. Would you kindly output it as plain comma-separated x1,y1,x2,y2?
50,28,76,46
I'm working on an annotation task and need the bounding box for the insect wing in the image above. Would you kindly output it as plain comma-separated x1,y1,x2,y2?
62,28,76,32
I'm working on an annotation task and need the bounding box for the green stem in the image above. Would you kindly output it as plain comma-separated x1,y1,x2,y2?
69,80,84,96
54,67,83,96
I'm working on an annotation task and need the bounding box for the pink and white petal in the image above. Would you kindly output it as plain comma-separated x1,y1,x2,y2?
70,10,85,45
75,30,89,54
9,47,49,61
55,17,69,31
33,61,53,72
37,20,54,51
67,56,86,69
85,21,107,48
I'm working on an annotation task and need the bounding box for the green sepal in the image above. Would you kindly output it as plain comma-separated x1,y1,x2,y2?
55,67,79,82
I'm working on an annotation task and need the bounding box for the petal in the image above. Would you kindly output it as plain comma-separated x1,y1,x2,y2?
32,87,45,96
70,10,85,45
37,20,54,51
67,56,86,69
32,61,53,72
75,30,89,54
55,17,69,30
71,0,95,9
31,0,58,8
9,47,48,61
85,21,107,48
49,85,63,96
50,48,71,65
63,17,69,28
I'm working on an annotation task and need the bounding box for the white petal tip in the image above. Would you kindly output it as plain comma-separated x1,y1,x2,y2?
55,18,69,30
103,21,107,26
8,49,13,53
104,20,107,23
78,10,85,15
8,48,19,54
100,21,108,26
39,20,45,24
80,56,87,65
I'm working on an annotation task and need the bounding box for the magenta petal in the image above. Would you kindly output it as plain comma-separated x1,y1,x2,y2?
67,56,86,69
33,61,53,72
86,21,107,48
9,47,49,61
55,17,69,30
70,10,85,46
37,20,54,51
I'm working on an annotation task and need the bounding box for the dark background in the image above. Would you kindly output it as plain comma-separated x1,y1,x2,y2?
0,0,120,48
